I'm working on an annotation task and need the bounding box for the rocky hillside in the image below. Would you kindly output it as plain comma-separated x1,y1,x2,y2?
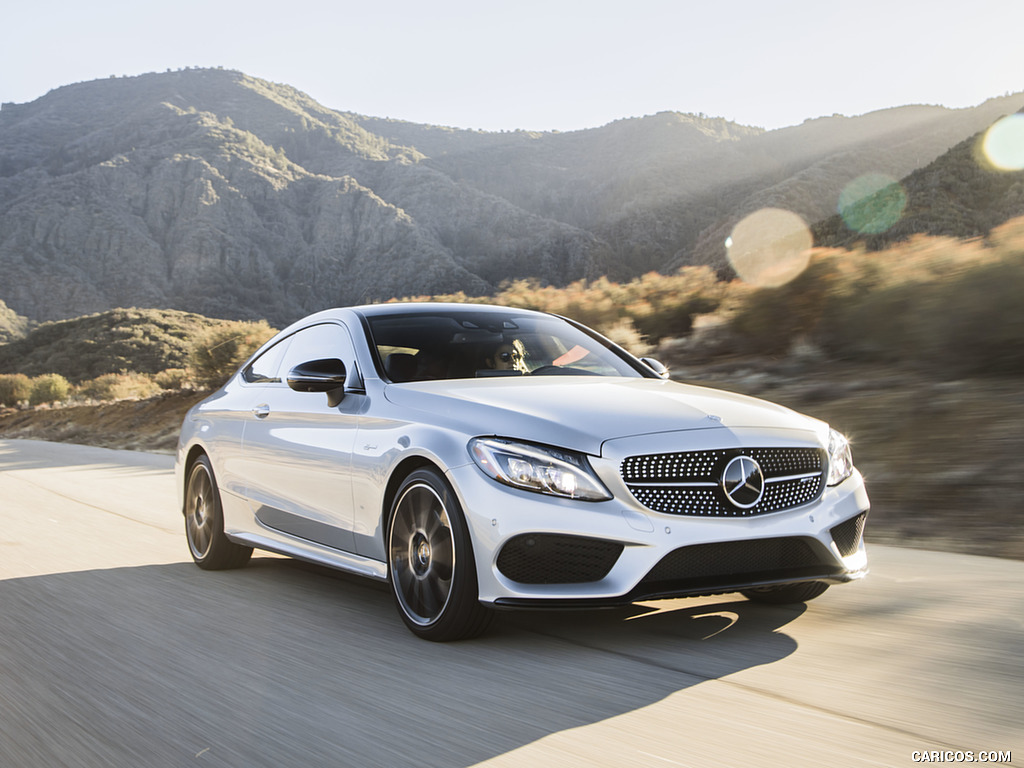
0,70,600,325
0,300,28,342
2,68,1022,326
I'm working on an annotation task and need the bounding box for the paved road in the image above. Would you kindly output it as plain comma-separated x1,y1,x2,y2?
1,438,1020,767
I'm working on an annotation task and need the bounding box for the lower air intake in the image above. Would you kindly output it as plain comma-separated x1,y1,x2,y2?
634,537,841,598
497,534,623,584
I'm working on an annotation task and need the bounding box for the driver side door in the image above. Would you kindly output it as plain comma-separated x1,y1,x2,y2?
240,321,363,553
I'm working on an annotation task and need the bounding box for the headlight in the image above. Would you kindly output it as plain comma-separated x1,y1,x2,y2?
827,428,854,486
469,438,612,501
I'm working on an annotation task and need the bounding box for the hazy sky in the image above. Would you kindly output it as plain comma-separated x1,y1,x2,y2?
4,0,1022,132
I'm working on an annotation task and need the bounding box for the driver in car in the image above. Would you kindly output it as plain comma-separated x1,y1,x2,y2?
488,339,528,373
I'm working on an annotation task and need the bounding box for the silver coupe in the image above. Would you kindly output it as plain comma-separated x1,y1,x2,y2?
176,303,869,640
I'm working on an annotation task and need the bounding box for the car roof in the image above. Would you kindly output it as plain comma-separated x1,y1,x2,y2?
348,302,547,319
284,303,551,327
266,303,556,348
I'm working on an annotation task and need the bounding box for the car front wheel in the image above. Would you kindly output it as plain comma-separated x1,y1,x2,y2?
387,468,493,641
184,454,252,570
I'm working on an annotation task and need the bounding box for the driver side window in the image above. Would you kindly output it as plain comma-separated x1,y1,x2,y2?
243,338,291,384
279,323,357,381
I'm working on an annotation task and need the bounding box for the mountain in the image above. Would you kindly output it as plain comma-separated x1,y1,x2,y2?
0,69,601,325
1,68,1022,325
359,101,1024,275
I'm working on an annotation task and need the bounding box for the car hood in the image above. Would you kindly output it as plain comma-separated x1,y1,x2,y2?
382,377,824,456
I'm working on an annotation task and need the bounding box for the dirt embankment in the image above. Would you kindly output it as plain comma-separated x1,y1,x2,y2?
0,389,207,454
2,364,1022,560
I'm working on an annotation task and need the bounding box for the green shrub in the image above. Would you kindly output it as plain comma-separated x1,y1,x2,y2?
29,374,70,405
189,320,277,389
76,372,162,402
0,373,32,406
154,368,191,390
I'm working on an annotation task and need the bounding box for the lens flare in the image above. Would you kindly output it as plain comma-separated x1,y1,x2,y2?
838,173,907,234
980,114,1024,171
726,208,811,287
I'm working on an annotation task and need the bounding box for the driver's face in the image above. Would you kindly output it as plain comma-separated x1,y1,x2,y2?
493,344,521,370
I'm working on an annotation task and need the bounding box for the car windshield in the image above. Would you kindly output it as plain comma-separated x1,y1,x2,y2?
365,309,645,382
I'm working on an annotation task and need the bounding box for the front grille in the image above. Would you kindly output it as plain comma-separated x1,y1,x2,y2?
634,537,841,598
622,447,826,517
831,512,868,557
496,534,624,584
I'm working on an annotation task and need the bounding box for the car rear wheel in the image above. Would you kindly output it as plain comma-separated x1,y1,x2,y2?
741,581,829,604
185,454,252,570
387,468,493,641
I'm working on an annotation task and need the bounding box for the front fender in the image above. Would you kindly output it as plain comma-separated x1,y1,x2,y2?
350,420,473,561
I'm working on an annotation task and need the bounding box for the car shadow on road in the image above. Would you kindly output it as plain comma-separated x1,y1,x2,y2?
0,556,805,768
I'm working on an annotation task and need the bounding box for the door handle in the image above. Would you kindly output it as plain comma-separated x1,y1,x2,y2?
252,404,270,419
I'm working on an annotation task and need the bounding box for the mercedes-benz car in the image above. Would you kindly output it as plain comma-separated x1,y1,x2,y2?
176,303,869,641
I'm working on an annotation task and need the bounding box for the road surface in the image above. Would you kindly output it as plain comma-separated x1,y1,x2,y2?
1,439,1020,767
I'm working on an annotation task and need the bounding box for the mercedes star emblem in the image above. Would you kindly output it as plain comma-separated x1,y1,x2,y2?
721,455,765,509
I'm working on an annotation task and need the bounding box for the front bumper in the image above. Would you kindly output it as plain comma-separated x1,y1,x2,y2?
447,453,869,608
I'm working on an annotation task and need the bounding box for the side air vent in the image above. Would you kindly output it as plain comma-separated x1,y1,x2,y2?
830,512,868,557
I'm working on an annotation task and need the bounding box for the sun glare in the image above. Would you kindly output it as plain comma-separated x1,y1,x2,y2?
838,173,907,235
980,114,1024,172
726,208,812,287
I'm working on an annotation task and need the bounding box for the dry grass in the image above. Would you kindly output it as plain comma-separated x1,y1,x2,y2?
666,359,1024,560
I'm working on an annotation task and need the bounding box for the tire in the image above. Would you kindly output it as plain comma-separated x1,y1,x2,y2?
742,581,829,605
387,468,493,641
184,454,252,570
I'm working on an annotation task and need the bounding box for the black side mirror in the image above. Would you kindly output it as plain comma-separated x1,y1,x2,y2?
287,358,347,406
